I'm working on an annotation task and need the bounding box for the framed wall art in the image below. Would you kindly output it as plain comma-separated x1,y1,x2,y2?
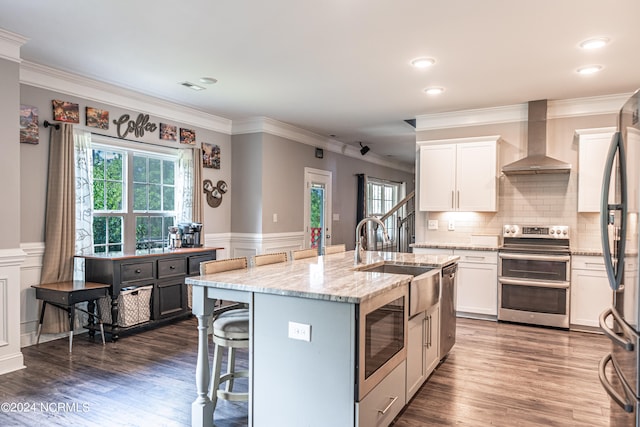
86,107,109,129
52,99,80,123
159,123,177,141
20,105,39,144
202,142,220,169
180,128,196,145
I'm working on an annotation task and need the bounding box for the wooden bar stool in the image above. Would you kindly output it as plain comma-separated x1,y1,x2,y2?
292,248,318,260
199,258,250,410
324,243,346,255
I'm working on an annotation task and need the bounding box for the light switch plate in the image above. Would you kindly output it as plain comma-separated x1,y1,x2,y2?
428,220,438,230
273,213,278,223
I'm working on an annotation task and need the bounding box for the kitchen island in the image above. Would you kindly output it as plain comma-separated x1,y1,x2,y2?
187,250,458,427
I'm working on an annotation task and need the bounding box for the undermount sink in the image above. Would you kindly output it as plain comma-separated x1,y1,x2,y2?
358,263,432,276
359,263,441,317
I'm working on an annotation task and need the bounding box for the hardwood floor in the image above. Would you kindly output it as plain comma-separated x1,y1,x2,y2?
395,318,612,427
0,317,612,426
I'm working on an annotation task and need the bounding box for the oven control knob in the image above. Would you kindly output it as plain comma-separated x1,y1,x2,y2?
510,227,515,233
562,229,567,235
550,229,555,234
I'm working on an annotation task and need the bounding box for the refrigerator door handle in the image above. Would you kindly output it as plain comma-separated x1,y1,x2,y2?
598,353,635,413
600,131,628,291
599,307,635,351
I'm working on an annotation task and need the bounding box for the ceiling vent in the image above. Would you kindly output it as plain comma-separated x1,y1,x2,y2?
502,100,572,175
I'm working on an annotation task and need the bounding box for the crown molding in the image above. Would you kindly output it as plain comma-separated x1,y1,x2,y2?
233,116,412,172
416,93,632,131
0,29,28,63
19,61,232,134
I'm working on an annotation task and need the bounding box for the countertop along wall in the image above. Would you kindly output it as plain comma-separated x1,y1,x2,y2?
415,103,618,251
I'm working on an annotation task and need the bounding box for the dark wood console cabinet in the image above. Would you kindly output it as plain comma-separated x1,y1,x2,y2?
78,247,218,341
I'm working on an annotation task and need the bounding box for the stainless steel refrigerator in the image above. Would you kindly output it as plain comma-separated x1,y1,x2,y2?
599,89,640,426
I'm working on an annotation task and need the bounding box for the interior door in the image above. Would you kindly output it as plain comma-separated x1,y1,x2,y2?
304,168,332,253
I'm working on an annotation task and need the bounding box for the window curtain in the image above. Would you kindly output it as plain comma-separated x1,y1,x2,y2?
40,123,76,334
73,129,93,279
177,147,204,230
192,147,204,228
177,149,194,223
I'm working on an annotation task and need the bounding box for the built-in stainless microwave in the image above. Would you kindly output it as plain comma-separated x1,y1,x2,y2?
357,284,407,401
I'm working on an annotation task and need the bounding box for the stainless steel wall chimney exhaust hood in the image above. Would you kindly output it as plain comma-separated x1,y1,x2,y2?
502,100,572,175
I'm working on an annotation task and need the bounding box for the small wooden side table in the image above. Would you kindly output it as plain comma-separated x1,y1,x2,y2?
32,281,110,352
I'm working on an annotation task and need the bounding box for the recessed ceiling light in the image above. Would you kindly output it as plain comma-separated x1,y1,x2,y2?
179,81,206,91
199,77,218,84
424,87,445,95
411,57,436,69
579,37,609,50
576,65,603,75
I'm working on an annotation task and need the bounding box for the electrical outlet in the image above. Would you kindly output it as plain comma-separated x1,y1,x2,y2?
428,220,438,230
273,213,278,223
448,220,455,231
288,321,311,342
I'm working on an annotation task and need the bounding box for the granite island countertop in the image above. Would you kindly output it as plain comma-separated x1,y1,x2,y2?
186,250,458,304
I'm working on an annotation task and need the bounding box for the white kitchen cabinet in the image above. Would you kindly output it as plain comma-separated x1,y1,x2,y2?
413,248,498,319
571,255,637,330
418,136,499,212
406,303,440,401
570,255,612,329
456,250,498,318
576,128,616,212
357,361,406,427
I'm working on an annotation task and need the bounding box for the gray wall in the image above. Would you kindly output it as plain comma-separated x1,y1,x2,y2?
230,133,263,233
232,132,414,249
19,84,232,243
0,58,20,249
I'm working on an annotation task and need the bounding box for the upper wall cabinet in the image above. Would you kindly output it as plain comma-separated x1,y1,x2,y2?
418,136,499,212
576,127,616,213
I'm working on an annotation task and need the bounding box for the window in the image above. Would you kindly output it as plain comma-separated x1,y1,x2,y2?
91,137,179,253
367,178,404,245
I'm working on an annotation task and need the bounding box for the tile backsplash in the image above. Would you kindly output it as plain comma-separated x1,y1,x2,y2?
417,172,615,250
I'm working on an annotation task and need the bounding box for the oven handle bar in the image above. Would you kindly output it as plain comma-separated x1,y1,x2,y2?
498,252,570,263
498,277,569,289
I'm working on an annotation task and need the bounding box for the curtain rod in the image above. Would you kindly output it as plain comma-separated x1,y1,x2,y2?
89,131,195,151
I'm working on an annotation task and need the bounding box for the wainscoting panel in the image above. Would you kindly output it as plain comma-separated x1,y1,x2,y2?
230,232,305,259
0,247,26,374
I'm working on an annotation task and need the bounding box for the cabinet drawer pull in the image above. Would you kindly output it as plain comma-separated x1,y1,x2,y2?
135,269,141,274
378,396,398,415
169,265,176,270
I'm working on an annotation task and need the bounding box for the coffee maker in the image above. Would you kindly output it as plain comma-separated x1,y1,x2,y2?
178,222,203,247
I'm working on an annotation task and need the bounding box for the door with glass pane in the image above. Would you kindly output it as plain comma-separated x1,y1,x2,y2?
304,168,332,254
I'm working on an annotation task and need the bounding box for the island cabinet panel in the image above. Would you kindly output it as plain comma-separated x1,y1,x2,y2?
357,360,406,427
81,248,216,340
253,293,357,427
406,303,440,401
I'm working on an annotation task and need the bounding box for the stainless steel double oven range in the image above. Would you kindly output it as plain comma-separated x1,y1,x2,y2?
498,225,571,329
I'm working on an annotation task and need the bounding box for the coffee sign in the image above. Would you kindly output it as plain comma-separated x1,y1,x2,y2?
113,113,157,139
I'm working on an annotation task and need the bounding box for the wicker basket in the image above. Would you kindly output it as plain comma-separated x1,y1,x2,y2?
98,285,153,327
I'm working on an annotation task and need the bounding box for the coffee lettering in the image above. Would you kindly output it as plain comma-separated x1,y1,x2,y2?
113,113,158,139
